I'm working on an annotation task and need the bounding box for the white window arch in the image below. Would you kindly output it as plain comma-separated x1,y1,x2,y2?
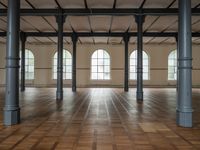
91,49,110,80
20,49,35,80
130,50,149,80
168,50,177,80
53,50,72,79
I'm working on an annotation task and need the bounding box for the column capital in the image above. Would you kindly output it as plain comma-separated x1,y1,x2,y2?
135,15,145,24
71,32,78,43
175,34,178,42
123,33,130,43
55,9,66,24
20,32,27,42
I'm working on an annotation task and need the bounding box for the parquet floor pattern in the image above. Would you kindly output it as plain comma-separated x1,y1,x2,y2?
0,88,200,150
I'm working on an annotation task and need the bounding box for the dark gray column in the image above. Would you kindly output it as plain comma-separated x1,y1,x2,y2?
177,0,193,127
20,32,26,92
72,33,78,92
56,12,65,100
135,15,145,101
175,36,179,92
123,34,130,92
4,0,20,125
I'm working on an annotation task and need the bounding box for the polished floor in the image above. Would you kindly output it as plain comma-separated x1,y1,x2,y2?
0,88,200,150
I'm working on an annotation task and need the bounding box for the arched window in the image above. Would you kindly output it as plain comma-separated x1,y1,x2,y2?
130,50,149,80
91,49,110,80
20,49,35,80
53,50,72,79
168,50,177,80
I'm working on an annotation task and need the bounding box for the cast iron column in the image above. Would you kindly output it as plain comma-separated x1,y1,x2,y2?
56,12,65,100
177,0,193,127
4,0,20,125
123,34,130,92
175,35,179,92
20,32,26,92
72,33,78,92
135,15,145,101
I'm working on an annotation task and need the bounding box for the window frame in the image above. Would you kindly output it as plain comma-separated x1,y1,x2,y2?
91,49,111,80
129,50,150,80
168,50,177,81
20,49,35,80
53,49,72,80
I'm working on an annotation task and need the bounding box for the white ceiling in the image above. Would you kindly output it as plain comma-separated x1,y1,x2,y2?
0,0,199,45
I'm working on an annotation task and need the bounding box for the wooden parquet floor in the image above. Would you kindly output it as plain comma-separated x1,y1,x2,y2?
0,88,200,150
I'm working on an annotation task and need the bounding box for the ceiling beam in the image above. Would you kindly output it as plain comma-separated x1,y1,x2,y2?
0,32,200,37
0,8,200,16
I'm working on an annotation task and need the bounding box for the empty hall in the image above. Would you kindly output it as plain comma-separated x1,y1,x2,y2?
0,0,200,149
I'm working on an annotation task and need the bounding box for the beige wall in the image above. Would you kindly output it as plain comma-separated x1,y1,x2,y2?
0,43,200,87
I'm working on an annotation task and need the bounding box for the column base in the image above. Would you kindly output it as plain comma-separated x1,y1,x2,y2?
176,109,193,127
72,86,76,92
56,91,63,100
21,87,25,92
137,91,143,101
124,87,129,92
3,108,20,126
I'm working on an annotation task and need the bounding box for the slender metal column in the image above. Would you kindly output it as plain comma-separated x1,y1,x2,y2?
72,33,78,92
20,32,26,92
123,34,130,92
135,15,145,101
177,0,193,127
56,11,65,100
175,36,179,92
4,0,20,125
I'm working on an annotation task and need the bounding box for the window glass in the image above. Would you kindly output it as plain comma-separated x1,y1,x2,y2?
91,49,110,80
130,50,149,80
53,50,72,79
20,49,34,80
168,50,177,80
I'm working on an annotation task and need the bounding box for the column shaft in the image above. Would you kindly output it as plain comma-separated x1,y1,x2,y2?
175,36,179,92
124,34,129,92
56,13,65,100
72,33,77,92
20,32,26,92
135,15,145,101
4,0,20,125
177,0,193,127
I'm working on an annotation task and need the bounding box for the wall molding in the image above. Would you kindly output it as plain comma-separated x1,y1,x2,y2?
150,68,167,70
1,84,200,88
35,68,52,70
1,67,200,71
